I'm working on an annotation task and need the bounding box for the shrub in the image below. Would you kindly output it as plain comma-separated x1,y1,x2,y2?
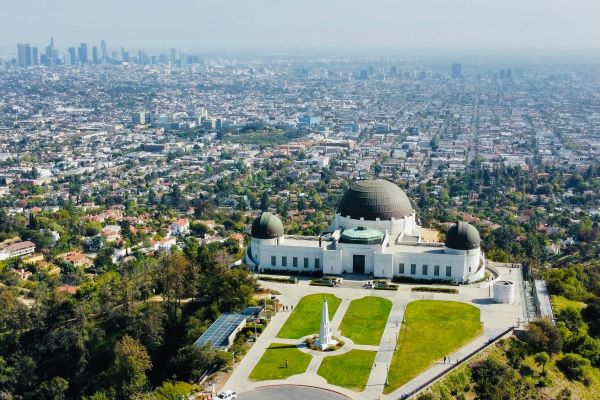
310,279,334,287
556,353,592,385
393,276,458,286
412,287,458,294
258,276,296,284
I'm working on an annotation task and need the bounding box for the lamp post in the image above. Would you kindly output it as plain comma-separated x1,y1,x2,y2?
385,363,389,386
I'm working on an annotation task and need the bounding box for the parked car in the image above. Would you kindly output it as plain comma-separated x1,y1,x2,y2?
216,390,238,400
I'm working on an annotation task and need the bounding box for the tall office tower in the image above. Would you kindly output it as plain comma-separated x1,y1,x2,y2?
17,44,26,67
499,69,506,79
390,66,398,77
68,47,77,65
79,42,88,64
131,112,146,125
32,47,39,65
506,69,512,79
100,40,107,62
24,44,32,66
451,63,462,79
170,48,177,64
120,47,126,61
92,46,99,64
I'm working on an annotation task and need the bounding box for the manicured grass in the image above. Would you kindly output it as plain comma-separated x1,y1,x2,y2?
277,293,342,339
339,296,392,345
551,295,586,313
317,350,377,391
384,300,482,394
248,343,312,381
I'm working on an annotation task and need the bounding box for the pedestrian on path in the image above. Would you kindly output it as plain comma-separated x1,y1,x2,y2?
443,356,446,363
285,360,288,368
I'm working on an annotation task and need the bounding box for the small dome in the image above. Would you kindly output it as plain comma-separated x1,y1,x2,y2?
337,179,413,221
339,226,384,244
445,222,480,250
251,212,284,239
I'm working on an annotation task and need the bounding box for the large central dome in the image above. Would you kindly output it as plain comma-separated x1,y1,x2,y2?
337,179,413,221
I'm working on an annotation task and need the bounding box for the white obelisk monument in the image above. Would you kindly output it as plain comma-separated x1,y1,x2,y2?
317,297,337,350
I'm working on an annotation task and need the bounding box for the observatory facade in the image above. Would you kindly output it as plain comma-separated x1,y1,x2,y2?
246,179,485,283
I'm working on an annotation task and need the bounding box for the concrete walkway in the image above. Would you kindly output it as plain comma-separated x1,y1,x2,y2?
225,265,525,400
364,292,406,398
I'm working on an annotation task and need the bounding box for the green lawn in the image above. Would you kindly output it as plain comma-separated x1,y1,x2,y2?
384,300,482,394
248,343,312,381
551,295,586,313
277,293,342,339
339,296,392,345
317,349,377,391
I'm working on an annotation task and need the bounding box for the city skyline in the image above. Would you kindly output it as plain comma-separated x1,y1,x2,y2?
1,0,600,55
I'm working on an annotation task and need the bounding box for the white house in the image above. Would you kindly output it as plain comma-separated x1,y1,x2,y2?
169,218,190,236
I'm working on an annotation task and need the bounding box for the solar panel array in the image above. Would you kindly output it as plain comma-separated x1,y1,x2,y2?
194,313,247,350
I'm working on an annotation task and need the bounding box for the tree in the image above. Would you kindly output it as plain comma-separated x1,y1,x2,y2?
524,318,563,355
35,376,69,400
109,335,152,399
259,191,270,212
582,298,600,336
534,352,550,373
169,345,227,382
471,358,517,400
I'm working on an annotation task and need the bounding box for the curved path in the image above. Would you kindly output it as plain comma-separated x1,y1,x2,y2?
238,385,350,400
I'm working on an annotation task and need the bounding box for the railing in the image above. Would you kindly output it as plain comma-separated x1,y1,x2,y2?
399,326,515,399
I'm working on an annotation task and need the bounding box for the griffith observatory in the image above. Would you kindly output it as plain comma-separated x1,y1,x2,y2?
246,179,484,283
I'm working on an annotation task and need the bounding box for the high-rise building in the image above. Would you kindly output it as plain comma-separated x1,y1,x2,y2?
132,112,146,125
100,40,107,63
32,47,39,65
451,63,462,79
390,66,398,77
68,47,77,65
170,48,177,65
17,44,26,67
79,42,88,64
92,46,99,65
24,43,32,66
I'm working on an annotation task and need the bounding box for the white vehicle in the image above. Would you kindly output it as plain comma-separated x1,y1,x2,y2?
216,390,238,400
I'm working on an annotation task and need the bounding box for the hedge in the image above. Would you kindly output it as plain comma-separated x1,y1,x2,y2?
258,276,296,284
411,286,458,294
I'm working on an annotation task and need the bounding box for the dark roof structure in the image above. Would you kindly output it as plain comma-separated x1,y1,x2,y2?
336,179,413,221
445,221,481,250
251,212,284,239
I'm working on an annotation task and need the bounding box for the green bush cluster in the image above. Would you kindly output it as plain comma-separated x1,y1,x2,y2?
412,287,458,294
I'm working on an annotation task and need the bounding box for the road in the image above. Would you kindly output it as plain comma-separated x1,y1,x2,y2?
238,385,350,400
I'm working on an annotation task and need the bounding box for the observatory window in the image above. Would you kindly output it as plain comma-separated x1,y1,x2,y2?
411,264,416,274
315,258,320,269
271,256,276,266
446,266,452,277
399,263,405,274
434,265,440,276
293,257,298,268
304,258,309,268
282,256,287,267
422,265,428,275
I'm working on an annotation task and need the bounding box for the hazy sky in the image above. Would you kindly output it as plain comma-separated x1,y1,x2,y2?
1,0,599,54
